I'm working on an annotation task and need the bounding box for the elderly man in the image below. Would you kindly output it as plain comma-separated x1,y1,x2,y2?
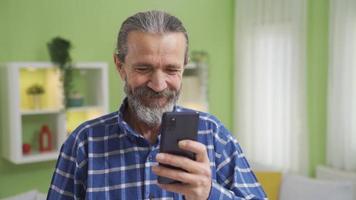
48,10,267,200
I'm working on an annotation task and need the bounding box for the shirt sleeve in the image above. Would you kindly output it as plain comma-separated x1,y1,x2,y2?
208,120,267,200
47,129,88,200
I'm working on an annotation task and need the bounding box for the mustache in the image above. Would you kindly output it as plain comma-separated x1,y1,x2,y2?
131,85,177,99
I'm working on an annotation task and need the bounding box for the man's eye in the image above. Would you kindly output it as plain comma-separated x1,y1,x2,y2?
135,67,150,73
167,69,181,74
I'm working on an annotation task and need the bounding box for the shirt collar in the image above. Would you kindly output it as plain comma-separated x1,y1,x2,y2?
117,98,142,140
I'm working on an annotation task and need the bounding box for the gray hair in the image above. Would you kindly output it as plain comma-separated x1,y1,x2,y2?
116,10,189,65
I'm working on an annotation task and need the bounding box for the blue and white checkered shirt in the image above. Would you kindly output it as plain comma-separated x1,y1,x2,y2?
48,100,267,199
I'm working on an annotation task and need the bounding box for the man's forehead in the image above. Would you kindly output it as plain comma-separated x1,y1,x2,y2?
126,31,186,53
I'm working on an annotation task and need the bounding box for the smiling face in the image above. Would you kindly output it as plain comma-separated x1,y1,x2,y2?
114,31,186,126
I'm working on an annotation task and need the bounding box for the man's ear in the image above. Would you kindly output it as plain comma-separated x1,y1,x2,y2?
113,54,126,80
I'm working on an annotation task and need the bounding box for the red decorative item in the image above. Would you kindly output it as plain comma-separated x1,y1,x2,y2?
39,125,53,152
22,143,31,155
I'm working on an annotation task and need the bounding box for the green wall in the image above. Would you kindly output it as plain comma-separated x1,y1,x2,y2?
0,0,234,197
307,0,329,176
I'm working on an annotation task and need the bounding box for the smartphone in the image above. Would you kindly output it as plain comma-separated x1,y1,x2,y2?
157,111,199,184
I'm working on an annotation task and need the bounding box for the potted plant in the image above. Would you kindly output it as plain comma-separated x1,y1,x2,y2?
67,91,84,107
47,37,73,108
26,84,45,109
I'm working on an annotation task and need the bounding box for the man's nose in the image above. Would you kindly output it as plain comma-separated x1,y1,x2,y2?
147,71,168,92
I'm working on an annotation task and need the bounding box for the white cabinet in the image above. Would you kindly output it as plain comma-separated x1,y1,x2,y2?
178,62,209,112
0,62,109,164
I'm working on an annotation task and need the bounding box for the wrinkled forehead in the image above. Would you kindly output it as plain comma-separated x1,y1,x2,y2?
126,31,186,60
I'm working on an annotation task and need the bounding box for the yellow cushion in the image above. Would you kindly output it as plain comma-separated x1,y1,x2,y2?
255,171,282,200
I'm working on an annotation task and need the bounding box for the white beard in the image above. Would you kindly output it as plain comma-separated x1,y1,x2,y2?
124,82,180,127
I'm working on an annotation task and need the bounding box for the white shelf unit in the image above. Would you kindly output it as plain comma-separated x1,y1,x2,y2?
0,62,109,164
178,62,209,112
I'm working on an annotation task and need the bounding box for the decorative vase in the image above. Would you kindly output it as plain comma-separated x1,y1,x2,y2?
39,125,53,152
22,143,31,155
67,92,84,107
30,94,42,109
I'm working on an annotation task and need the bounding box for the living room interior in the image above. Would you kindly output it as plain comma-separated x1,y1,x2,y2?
0,0,355,199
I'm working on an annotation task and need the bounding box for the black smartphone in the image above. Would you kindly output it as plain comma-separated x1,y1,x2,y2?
157,111,199,184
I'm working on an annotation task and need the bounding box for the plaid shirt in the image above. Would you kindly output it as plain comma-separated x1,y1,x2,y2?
48,100,267,199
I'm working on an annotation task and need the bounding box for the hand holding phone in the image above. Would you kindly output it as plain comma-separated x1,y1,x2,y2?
157,111,199,184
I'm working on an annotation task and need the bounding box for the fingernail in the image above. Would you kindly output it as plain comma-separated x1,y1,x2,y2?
179,140,187,146
156,153,164,160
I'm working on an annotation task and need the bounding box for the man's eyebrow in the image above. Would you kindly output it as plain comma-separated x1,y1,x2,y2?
132,62,154,67
166,64,183,69
132,62,183,69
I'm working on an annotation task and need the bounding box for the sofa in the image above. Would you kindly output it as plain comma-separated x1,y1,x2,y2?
255,166,355,200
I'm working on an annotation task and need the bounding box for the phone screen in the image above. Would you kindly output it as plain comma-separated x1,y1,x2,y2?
158,111,199,184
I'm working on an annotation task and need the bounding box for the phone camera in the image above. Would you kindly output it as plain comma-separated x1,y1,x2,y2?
167,117,176,130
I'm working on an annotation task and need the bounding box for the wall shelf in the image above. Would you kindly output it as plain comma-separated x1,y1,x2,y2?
20,151,59,164
179,61,209,112
21,109,63,115
66,106,103,112
0,62,109,164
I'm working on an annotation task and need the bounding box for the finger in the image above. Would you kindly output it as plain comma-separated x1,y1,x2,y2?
152,165,202,185
155,153,204,174
178,140,209,163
